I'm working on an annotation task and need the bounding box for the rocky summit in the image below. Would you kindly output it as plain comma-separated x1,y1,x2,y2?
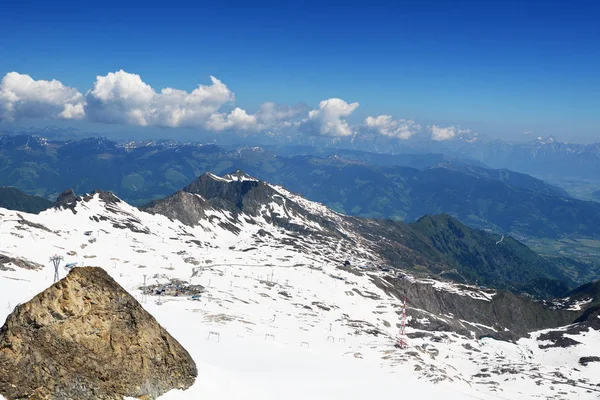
0,267,197,400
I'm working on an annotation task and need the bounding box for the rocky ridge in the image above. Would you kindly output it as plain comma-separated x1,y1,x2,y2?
143,171,575,299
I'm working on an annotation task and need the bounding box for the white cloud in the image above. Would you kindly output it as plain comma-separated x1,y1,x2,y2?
59,103,85,120
206,107,259,132
85,70,234,128
430,125,458,141
364,115,421,139
0,70,308,134
1,70,478,143
300,98,359,137
204,102,307,133
429,125,473,141
0,72,85,121
256,102,306,127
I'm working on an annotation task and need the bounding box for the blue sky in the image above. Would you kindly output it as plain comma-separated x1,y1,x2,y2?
1,0,599,142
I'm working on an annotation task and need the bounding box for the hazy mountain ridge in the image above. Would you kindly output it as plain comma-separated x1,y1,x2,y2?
380,135,600,181
2,134,600,242
432,163,572,198
0,187,53,214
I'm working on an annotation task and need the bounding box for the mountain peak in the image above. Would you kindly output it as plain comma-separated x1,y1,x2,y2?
88,189,122,204
51,189,125,219
202,170,258,183
182,170,267,214
53,188,79,212
223,169,258,182
534,135,559,145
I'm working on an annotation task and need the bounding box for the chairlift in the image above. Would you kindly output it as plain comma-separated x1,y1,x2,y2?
64,262,78,270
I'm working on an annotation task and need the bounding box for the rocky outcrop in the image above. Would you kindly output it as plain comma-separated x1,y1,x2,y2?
0,254,44,271
0,267,197,400
183,172,274,213
53,189,79,213
144,171,344,236
54,189,123,216
373,275,579,340
579,356,600,366
143,190,210,227
564,279,600,306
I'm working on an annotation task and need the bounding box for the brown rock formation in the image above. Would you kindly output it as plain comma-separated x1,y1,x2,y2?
0,267,197,400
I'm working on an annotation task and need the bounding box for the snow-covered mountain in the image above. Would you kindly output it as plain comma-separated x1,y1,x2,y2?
0,172,599,399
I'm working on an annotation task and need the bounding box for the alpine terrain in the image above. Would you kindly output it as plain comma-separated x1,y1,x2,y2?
0,171,599,399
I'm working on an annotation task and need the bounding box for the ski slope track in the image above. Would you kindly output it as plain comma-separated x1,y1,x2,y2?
0,172,599,399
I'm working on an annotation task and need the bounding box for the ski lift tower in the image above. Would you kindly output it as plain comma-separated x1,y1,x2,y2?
50,254,63,283
395,297,408,349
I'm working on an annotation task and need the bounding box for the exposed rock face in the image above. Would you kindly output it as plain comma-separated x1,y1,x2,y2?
183,172,261,211
55,190,150,235
0,267,197,400
53,189,79,213
579,356,600,365
0,254,44,271
143,171,344,236
143,190,209,227
373,275,579,340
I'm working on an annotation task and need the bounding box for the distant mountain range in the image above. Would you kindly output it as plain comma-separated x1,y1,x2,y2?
2,134,600,242
4,127,599,180
342,134,600,181
449,136,600,181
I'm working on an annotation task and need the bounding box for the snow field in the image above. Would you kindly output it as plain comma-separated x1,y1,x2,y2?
1,193,599,399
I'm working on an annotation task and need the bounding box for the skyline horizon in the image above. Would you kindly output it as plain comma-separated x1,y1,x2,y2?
2,1,599,144
1,119,598,146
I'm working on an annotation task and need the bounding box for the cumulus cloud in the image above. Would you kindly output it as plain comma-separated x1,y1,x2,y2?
256,102,306,128
206,107,258,132
299,98,359,137
0,70,308,134
59,103,85,120
85,70,234,128
430,125,457,141
204,102,307,132
1,70,476,143
429,125,473,141
0,72,85,121
364,115,421,139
